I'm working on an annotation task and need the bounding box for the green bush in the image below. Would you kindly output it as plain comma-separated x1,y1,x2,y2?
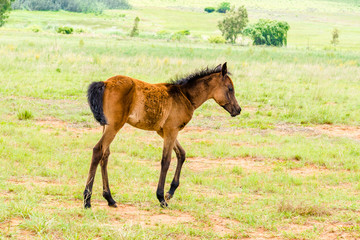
244,19,290,46
217,2,230,13
171,30,190,41
29,25,41,32
57,26,73,34
176,30,190,36
204,7,215,13
208,35,226,44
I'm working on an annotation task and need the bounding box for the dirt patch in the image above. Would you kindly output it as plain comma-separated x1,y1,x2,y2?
208,215,240,237
7,176,70,186
0,218,36,239
91,201,195,227
186,156,272,172
36,117,102,134
40,197,239,237
288,165,330,176
275,123,360,141
35,117,153,135
312,124,360,140
277,221,360,240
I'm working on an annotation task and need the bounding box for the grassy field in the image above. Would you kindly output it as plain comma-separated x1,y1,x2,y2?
0,0,360,239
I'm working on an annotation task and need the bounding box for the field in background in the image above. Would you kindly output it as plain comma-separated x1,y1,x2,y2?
0,0,360,239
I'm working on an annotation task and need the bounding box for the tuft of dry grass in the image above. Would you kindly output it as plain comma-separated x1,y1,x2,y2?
278,200,331,217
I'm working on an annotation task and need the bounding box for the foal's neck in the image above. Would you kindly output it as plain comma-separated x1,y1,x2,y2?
179,74,216,109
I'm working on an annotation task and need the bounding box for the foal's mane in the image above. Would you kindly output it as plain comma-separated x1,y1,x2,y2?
169,66,221,86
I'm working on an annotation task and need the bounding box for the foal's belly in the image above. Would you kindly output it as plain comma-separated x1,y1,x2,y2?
127,108,166,131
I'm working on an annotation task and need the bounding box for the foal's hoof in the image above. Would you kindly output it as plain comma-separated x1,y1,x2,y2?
160,200,168,208
165,192,173,201
84,203,91,209
108,202,118,208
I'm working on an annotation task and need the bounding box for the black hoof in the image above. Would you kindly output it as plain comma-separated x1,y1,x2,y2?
165,192,173,201
160,200,168,208
108,202,117,208
84,203,91,209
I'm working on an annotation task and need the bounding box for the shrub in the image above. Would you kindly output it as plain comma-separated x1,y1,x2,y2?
208,35,226,44
331,28,339,45
1,0,15,27
204,7,215,13
244,19,290,46
75,28,86,33
156,30,171,39
129,16,140,37
171,30,190,41
29,25,41,32
176,30,190,36
57,26,73,34
217,2,230,13
171,33,183,41
218,6,248,43
17,110,33,120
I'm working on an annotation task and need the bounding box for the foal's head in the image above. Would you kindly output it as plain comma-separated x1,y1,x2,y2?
211,63,241,117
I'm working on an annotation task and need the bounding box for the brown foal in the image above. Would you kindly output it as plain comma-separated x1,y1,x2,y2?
83,62,241,208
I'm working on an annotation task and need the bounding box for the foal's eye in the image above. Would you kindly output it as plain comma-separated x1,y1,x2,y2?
228,87,233,92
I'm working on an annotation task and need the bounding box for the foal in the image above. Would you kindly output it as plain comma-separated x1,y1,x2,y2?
84,62,241,208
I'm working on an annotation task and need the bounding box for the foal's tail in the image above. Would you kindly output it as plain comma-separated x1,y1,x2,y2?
87,81,108,126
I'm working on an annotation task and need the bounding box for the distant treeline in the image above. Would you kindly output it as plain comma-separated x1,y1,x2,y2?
12,0,131,13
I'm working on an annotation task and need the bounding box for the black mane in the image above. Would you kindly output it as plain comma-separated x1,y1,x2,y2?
169,66,221,86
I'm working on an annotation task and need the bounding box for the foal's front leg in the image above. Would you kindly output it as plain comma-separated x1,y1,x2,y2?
156,130,178,208
165,140,186,201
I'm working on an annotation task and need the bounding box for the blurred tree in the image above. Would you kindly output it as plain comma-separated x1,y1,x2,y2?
218,6,248,43
216,2,230,13
11,0,131,12
0,0,14,27
130,16,140,37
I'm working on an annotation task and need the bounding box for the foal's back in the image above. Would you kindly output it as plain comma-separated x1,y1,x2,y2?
103,75,185,132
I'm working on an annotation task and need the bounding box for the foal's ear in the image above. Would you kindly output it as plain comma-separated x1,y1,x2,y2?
221,62,227,76
215,64,222,72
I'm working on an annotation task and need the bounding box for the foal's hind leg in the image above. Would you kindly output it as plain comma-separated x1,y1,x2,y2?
83,124,123,208
101,147,117,207
165,140,186,201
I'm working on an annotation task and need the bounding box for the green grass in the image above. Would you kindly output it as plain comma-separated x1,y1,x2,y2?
17,110,33,120
0,3,360,239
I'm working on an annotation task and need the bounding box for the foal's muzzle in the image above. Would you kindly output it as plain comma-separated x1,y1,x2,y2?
222,104,241,117
231,106,241,117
